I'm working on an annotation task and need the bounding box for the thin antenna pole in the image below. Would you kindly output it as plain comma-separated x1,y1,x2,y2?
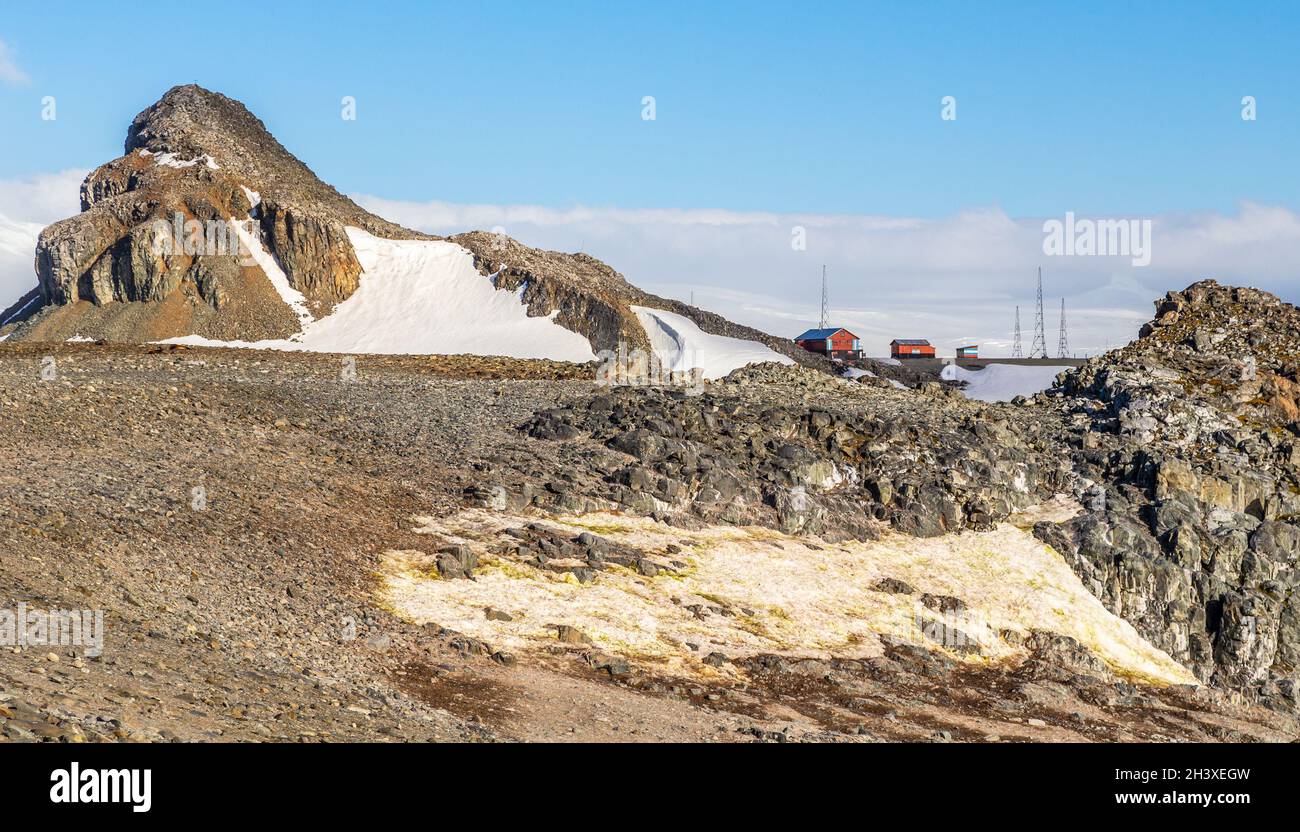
819,265,828,330
1012,305,1023,358
1032,267,1047,358
1058,297,1069,358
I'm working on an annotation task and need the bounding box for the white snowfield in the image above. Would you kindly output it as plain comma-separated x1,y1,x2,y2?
631,306,793,380
942,362,1072,402
841,366,905,389
162,227,597,362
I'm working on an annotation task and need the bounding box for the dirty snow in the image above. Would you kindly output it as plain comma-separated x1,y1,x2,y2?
843,366,906,390
162,228,597,362
941,363,1073,402
380,501,1196,685
632,306,793,380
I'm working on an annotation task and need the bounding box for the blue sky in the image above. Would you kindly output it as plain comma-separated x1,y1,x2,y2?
1,0,1297,217
2,1,1300,355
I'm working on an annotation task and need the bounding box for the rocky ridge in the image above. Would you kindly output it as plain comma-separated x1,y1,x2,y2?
512,362,1067,541
1042,280,1300,707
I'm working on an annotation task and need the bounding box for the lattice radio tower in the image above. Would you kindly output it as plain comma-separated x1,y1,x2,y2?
1057,297,1070,358
1031,267,1047,358
1012,305,1023,358
819,265,829,329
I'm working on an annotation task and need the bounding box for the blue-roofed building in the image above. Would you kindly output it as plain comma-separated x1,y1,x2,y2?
794,327,861,359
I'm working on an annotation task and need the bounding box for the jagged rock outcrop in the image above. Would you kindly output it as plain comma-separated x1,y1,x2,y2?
511,362,1071,541
451,229,828,364
4,84,827,371
1040,281,1300,708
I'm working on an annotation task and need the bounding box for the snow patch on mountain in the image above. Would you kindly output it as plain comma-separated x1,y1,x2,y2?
230,218,312,326
140,149,220,170
632,306,793,380
162,227,597,362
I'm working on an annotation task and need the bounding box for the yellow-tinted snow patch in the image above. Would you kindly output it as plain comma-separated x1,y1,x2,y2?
379,500,1196,685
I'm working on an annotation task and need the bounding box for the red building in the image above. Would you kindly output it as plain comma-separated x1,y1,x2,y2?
795,327,862,359
956,345,979,359
890,338,935,359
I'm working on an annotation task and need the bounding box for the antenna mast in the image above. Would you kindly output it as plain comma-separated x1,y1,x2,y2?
1057,297,1070,358
819,265,829,329
1031,267,1047,358
1012,305,1023,358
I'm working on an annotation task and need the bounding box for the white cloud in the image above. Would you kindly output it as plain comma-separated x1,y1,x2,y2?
0,39,29,85
0,170,87,307
0,169,86,222
356,195,1300,357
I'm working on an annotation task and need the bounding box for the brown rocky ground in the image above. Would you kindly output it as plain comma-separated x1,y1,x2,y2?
0,342,1294,742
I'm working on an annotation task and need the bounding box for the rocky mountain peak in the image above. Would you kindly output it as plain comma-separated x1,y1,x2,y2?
1065,279,1300,440
121,85,407,237
1141,279,1300,368
4,85,824,370
126,84,276,161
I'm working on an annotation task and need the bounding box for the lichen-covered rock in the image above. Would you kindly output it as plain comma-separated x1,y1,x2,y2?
519,362,1068,542
1047,280,1300,709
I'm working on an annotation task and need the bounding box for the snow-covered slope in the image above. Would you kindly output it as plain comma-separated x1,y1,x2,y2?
229,218,312,327
632,306,793,380
160,232,793,374
941,363,1071,402
308,229,596,360
164,227,597,362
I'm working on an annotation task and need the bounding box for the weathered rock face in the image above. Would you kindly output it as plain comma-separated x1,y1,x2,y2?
450,230,829,368
256,202,361,314
509,362,1071,541
1034,281,1300,708
13,85,393,342
41,153,247,306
